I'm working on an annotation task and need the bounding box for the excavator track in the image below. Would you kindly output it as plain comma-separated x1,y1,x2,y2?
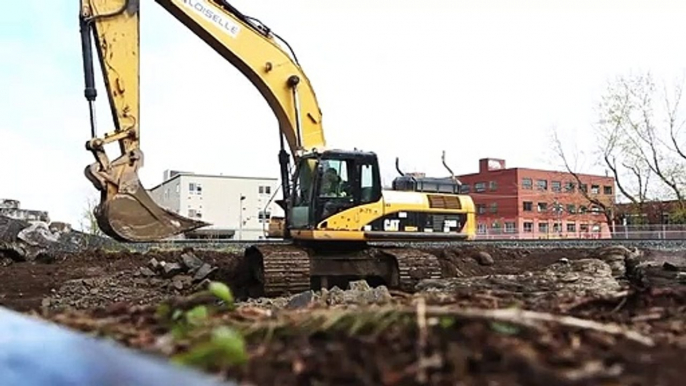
378,248,443,292
245,244,311,296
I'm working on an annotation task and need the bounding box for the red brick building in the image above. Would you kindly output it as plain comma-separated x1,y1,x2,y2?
456,158,616,239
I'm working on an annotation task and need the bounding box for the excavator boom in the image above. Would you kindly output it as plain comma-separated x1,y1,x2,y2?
79,0,326,241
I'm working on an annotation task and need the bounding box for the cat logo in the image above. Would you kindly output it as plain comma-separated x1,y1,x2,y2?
383,219,400,231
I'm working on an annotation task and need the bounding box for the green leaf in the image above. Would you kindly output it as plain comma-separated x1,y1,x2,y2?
209,281,234,305
211,326,247,364
489,321,520,335
439,316,455,329
172,326,248,369
185,305,209,326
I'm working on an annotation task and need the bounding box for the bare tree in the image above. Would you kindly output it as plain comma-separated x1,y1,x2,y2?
551,130,617,230
552,71,686,224
605,74,685,202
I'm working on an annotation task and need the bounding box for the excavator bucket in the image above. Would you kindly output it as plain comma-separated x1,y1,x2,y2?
86,166,209,242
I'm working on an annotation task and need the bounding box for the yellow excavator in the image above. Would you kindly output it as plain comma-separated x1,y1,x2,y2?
79,0,476,296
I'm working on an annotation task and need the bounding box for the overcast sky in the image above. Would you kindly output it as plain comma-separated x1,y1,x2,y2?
1,0,686,228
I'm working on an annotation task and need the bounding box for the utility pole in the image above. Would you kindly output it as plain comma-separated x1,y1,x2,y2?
238,194,246,240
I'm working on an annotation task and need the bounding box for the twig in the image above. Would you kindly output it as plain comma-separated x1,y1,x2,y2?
422,306,654,347
610,296,628,314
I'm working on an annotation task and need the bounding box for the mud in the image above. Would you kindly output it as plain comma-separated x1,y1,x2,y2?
1,244,685,385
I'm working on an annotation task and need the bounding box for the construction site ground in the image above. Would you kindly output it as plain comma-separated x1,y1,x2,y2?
1,244,685,385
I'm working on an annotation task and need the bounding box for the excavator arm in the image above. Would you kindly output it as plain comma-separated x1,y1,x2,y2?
79,0,327,241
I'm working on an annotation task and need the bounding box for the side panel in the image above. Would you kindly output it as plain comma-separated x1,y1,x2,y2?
300,190,477,240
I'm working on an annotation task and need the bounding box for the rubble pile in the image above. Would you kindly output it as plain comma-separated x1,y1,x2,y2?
417,257,622,299
0,215,124,262
243,280,394,310
137,250,219,285
42,250,220,311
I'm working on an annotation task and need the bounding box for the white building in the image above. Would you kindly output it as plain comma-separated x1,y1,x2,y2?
149,170,284,240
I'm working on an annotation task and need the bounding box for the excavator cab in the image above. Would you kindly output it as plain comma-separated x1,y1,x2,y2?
288,150,382,230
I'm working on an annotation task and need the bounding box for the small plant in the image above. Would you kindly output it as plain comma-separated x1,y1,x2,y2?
156,281,248,369
172,326,248,369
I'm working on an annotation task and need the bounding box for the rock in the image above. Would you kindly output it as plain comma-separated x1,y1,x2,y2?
162,262,183,278
193,263,217,282
323,286,345,305
172,275,193,290
139,267,156,277
475,251,494,266
17,222,60,247
348,280,371,291
49,222,72,233
148,258,160,271
366,285,392,304
181,252,204,272
663,262,679,272
590,245,643,278
286,290,315,309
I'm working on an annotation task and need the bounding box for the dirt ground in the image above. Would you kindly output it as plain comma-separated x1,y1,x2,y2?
1,244,686,385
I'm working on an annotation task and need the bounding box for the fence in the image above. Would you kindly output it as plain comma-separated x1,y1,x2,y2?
474,224,686,240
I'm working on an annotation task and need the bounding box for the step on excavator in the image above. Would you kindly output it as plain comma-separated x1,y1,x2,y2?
78,0,476,296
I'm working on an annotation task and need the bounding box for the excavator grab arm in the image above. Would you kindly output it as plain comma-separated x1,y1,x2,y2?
79,0,327,241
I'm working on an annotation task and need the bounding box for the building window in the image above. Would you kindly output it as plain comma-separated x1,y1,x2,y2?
477,223,487,234
460,184,470,193
477,204,486,214
565,182,575,192
551,181,561,192
579,206,588,214
579,184,588,193
567,204,576,214
474,182,486,192
567,223,576,232
523,222,533,233
188,209,196,217
580,223,589,232
258,210,271,223
553,222,561,232
603,185,613,195
537,202,547,212
591,185,600,194
536,179,548,190
490,202,498,213
489,181,497,191
552,203,564,213
188,183,202,195
523,201,533,211
504,222,516,233
538,222,549,233
591,205,602,215
521,178,532,189
258,186,272,195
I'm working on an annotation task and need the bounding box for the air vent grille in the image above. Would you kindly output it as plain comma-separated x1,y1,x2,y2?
428,195,462,210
